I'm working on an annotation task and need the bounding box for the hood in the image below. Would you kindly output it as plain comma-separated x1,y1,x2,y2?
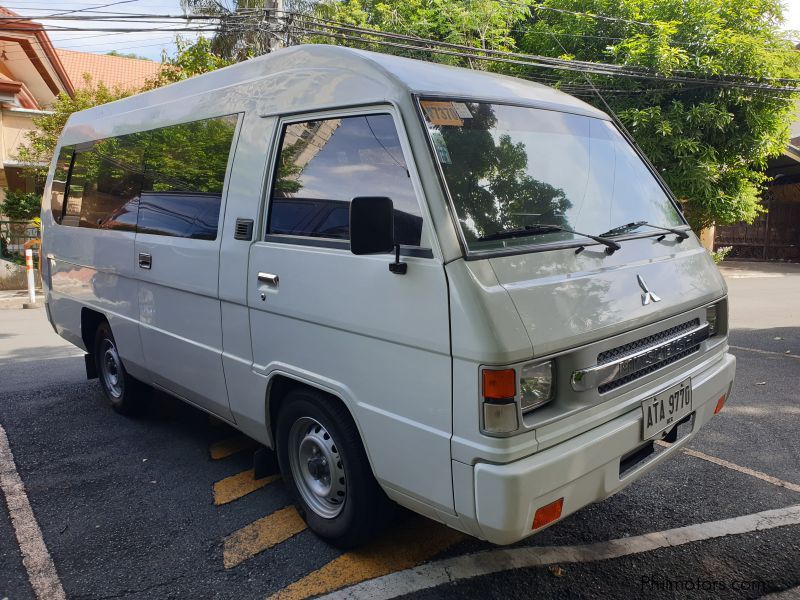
486,234,726,358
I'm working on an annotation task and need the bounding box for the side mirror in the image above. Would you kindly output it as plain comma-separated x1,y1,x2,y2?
349,196,407,274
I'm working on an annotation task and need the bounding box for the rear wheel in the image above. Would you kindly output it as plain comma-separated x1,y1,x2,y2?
93,322,149,415
276,388,393,548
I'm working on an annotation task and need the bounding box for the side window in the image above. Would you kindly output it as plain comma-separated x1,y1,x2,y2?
269,114,424,247
50,145,73,223
138,115,237,240
62,136,144,230
55,114,238,237
137,193,220,240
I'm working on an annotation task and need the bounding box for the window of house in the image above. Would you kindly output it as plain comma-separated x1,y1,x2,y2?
269,114,424,247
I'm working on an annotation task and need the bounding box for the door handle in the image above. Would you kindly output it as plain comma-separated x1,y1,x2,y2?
257,272,279,287
138,252,152,269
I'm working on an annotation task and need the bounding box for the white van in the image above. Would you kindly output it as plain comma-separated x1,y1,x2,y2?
41,44,735,548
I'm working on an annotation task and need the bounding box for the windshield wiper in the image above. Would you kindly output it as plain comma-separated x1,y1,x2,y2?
600,220,689,241
477,224,621,254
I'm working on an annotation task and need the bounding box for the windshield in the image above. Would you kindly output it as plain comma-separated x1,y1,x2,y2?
419,99,684,253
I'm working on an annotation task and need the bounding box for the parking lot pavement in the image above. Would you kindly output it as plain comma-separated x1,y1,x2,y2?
0,261,798,600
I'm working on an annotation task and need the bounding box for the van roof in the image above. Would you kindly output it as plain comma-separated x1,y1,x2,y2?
64,44,608,137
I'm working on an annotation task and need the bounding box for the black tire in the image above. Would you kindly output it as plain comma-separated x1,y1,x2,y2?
93,321,150,415
275,388,393,548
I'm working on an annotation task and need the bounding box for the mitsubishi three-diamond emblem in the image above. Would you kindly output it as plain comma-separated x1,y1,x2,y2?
637,275,661,306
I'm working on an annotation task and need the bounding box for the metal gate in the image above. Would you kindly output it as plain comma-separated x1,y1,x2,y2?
715,182,800,262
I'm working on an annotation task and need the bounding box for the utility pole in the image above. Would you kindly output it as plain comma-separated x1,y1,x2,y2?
265,0,284,51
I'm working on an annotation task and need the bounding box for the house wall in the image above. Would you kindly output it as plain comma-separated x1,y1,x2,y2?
1,108,36,163
0,107,46,206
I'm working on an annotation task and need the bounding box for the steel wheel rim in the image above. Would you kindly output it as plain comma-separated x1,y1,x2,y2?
288,416,346,519
100,339,124,399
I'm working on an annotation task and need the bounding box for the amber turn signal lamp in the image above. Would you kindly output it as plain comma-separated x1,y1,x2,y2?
482,368,516,399
714,394,727,414
532,497,564,530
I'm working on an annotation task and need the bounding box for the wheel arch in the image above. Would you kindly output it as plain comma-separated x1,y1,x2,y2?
80,307,107,354
264,373,374,471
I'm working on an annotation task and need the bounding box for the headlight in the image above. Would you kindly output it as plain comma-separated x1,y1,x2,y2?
520,361,554,412
481,360,556,436
706,298,727,337
706,302,718,336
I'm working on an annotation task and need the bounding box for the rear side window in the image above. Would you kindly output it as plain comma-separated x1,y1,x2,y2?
138,193,221,240
138,116,237,239
53,114,238,239
62,135,144,230
268,114,424,247
49,146,73,222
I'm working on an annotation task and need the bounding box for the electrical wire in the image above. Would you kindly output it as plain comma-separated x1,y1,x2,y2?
285,15,800,92
0,4,796,93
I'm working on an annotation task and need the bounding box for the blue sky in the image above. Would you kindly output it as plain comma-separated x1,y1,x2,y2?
10,0,199,61
5,0,800,62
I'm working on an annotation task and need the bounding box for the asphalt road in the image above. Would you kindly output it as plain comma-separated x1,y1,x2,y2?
0,262,798,600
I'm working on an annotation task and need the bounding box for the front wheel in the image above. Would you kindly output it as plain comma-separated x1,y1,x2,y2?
276,389,393,548
93,322,149,415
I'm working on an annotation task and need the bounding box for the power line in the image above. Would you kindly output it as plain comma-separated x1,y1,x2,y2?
0,4,796,93
44,0,145,19
285,13,800,91
288,10,800,85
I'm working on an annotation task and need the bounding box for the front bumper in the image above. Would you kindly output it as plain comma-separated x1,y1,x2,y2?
468,351,735,545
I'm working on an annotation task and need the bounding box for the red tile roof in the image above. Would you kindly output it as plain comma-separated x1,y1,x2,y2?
55,48,161,91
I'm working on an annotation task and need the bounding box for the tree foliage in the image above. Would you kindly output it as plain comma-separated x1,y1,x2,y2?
312,0,528,67
0,189,41,220
516,0,800,229
144,36,234,89
307,0,800,229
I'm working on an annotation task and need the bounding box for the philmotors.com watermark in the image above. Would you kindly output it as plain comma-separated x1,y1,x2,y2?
641,575,767,593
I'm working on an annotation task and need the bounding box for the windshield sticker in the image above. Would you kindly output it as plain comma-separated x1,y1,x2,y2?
429,129,452,164
421,101,464,126
452,102,473,119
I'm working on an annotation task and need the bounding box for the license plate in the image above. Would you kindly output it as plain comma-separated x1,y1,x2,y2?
642,378,692,440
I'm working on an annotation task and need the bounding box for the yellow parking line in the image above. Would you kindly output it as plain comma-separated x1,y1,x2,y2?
214,469,280,506
223,506,307,569
210,435,259,460
267,517,465,600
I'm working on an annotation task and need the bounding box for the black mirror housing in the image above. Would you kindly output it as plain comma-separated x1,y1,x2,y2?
350,196,394,255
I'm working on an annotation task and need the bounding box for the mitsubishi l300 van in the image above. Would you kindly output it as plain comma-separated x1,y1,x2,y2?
40,44,735,548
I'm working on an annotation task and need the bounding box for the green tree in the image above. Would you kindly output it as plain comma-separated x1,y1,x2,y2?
304,0,800,230
0,189,41,220
312,0,528,67
510,0,800,229
145,36,234,89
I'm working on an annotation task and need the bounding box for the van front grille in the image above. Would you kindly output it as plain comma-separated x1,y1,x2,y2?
598,345,701,393
597,319,700,365
596,319,703,394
